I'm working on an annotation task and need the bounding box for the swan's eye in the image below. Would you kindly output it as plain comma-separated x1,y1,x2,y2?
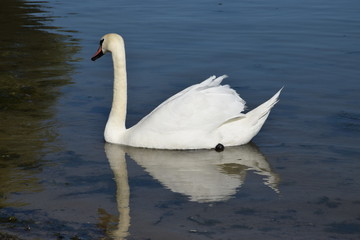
100,39,104,46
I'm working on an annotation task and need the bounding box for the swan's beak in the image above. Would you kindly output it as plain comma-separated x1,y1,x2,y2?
91,46,104,61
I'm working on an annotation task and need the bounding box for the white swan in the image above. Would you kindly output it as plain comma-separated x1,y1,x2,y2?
92,33,282,150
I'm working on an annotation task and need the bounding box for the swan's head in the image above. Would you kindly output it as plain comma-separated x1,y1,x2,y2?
91,33,124,61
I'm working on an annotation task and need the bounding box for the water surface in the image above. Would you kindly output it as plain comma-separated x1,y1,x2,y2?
0,0,359,239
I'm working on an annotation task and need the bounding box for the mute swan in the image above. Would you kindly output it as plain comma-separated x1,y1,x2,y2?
91,33,282,150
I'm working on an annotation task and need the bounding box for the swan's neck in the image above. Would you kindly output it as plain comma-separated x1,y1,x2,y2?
105,43,127,143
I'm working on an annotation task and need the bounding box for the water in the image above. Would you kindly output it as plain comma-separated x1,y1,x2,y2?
0,0,359,239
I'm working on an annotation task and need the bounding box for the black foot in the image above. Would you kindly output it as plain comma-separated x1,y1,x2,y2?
215,143,224,152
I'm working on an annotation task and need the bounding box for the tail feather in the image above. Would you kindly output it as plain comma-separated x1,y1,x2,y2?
216,87,283,146
246,87,283,126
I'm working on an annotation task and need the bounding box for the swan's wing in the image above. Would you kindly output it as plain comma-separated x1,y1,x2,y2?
133,75,246,133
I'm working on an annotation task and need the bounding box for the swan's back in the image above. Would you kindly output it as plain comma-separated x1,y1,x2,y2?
137,75,244,131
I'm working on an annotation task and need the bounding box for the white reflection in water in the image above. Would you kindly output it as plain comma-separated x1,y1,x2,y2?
105,143,279,238
105,144,130,240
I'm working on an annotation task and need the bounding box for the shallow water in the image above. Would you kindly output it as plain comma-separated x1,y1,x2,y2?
0,0,359,239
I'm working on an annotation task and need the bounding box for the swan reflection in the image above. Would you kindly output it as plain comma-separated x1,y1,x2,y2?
104,143,279,239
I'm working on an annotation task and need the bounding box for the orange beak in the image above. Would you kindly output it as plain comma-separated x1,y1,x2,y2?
91,46,104,61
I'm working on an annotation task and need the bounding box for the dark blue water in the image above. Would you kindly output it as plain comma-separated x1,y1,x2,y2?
0,0,359,239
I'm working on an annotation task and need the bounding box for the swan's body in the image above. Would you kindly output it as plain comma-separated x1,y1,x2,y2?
92,33,282,150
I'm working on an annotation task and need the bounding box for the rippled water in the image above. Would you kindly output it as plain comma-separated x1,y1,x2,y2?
0,0,359,239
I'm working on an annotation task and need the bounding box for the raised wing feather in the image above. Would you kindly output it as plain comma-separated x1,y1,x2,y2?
132,75,246,133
